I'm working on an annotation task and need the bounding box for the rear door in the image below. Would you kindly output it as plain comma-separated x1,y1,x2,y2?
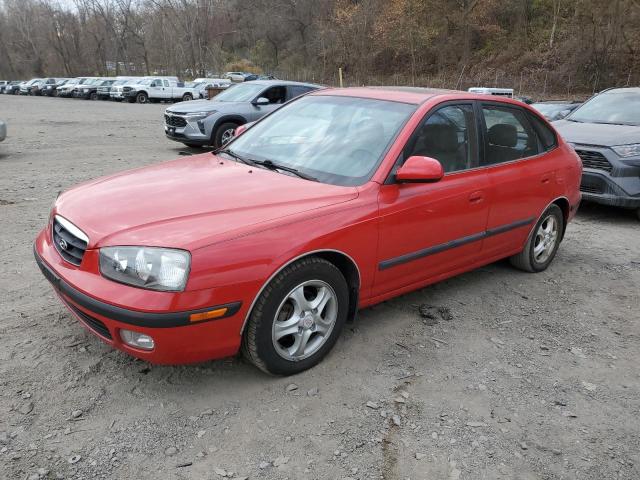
477,102,560,258
373,102,490,296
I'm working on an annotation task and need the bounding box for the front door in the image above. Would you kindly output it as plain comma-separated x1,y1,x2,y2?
373,103,490,297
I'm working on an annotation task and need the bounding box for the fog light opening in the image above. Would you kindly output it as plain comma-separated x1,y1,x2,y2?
120,330,155,351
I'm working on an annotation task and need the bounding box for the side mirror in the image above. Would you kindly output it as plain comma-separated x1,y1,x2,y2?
395,156,444,183
150,82,157,87
253,97,269,106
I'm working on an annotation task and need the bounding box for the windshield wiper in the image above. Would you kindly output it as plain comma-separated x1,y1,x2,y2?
216,148,256,166
253,159,318,182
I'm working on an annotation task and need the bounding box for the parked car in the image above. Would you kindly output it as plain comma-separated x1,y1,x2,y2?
164,80,321,148
20,78,42,95
3,81,22,94
110,77,147,101
468,87,514,98
532,101,582,121
0,81,8,93
58,78,90,98
554,87,640,219
31,78,60,96
121,77,192,104
224,71,246,82
74,78,115,100
34,87,581,374
97,78,131,100
0,120,5,142
41,78,70,97
72,78,106,99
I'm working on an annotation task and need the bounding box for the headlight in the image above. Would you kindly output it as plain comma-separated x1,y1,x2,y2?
186,111,217,122
611,144,640,158
99,246,190,291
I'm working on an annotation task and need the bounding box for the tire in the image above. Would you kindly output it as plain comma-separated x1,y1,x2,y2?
242,257,349,375
510,204,564,272
213,122,238,148
52,90,58,97
136,92,148,104
182,93,193,101
89,92,98,100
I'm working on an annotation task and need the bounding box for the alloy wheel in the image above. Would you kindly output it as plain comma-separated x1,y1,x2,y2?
272,280,338,361
533,215,558,264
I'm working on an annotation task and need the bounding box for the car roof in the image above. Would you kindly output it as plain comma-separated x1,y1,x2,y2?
246,79,322,88
309,86,551,107
310,86,469,104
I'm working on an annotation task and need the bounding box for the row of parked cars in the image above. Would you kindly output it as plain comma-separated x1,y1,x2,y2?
0,72,274,103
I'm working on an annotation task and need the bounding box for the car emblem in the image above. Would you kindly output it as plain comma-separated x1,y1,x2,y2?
58,238,69,251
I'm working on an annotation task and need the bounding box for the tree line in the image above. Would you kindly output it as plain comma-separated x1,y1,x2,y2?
0,0,638,96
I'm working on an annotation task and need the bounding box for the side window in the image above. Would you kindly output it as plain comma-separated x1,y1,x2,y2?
404,104,478,173
481,106,540,165
526,112,557,151
262,86,287,104
287,85,313,100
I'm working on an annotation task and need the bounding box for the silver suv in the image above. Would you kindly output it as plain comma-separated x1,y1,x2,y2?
164,80,321,148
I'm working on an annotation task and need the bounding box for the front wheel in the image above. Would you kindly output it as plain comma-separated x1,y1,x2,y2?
510,204,564,272
213,122,238,148
136,92,148,104
89,92,98,100
242,257,349,375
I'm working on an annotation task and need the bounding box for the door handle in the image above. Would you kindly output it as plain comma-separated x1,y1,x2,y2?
469,191,484,203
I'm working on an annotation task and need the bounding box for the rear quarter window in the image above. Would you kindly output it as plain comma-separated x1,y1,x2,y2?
527,112,557,151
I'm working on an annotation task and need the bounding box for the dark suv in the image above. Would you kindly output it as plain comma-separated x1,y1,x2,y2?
554,87,640,219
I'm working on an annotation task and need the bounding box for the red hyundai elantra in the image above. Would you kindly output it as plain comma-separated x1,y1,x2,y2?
35,87,582,375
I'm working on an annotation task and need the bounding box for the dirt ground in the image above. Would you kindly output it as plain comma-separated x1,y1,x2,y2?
0,94,639,480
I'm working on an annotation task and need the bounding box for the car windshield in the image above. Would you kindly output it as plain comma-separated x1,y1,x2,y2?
138,79,153,85
567,91,640,126
225,95,416,186
214,83,266,102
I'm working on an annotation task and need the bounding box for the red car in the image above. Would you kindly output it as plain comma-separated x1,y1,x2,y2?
35,87,581,375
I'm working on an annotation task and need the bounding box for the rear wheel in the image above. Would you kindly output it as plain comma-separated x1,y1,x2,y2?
213,122,238,148
242,257,349,375
136,92,148,104
510,204,564,272
182,93,193,101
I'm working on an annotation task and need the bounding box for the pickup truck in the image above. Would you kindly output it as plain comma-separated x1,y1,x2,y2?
123,77,195,104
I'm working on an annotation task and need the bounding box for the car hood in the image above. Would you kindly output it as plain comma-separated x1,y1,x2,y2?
166,99,247,114
553,119,640,147
55,153,358,251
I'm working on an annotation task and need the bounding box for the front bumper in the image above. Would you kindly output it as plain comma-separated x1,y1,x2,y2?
164,114,210,144
575,145,640,209
34,227,247,364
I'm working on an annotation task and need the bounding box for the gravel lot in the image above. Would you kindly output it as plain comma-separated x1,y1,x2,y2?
1,95,639,480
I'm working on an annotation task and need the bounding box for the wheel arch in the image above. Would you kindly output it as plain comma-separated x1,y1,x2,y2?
239,249,361,335
552,197,570,239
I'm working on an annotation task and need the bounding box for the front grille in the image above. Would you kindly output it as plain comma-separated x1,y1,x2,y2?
165,114,187,128
580,183,604,194
53,217,88,266
575,150,613,173
66,301,112,340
